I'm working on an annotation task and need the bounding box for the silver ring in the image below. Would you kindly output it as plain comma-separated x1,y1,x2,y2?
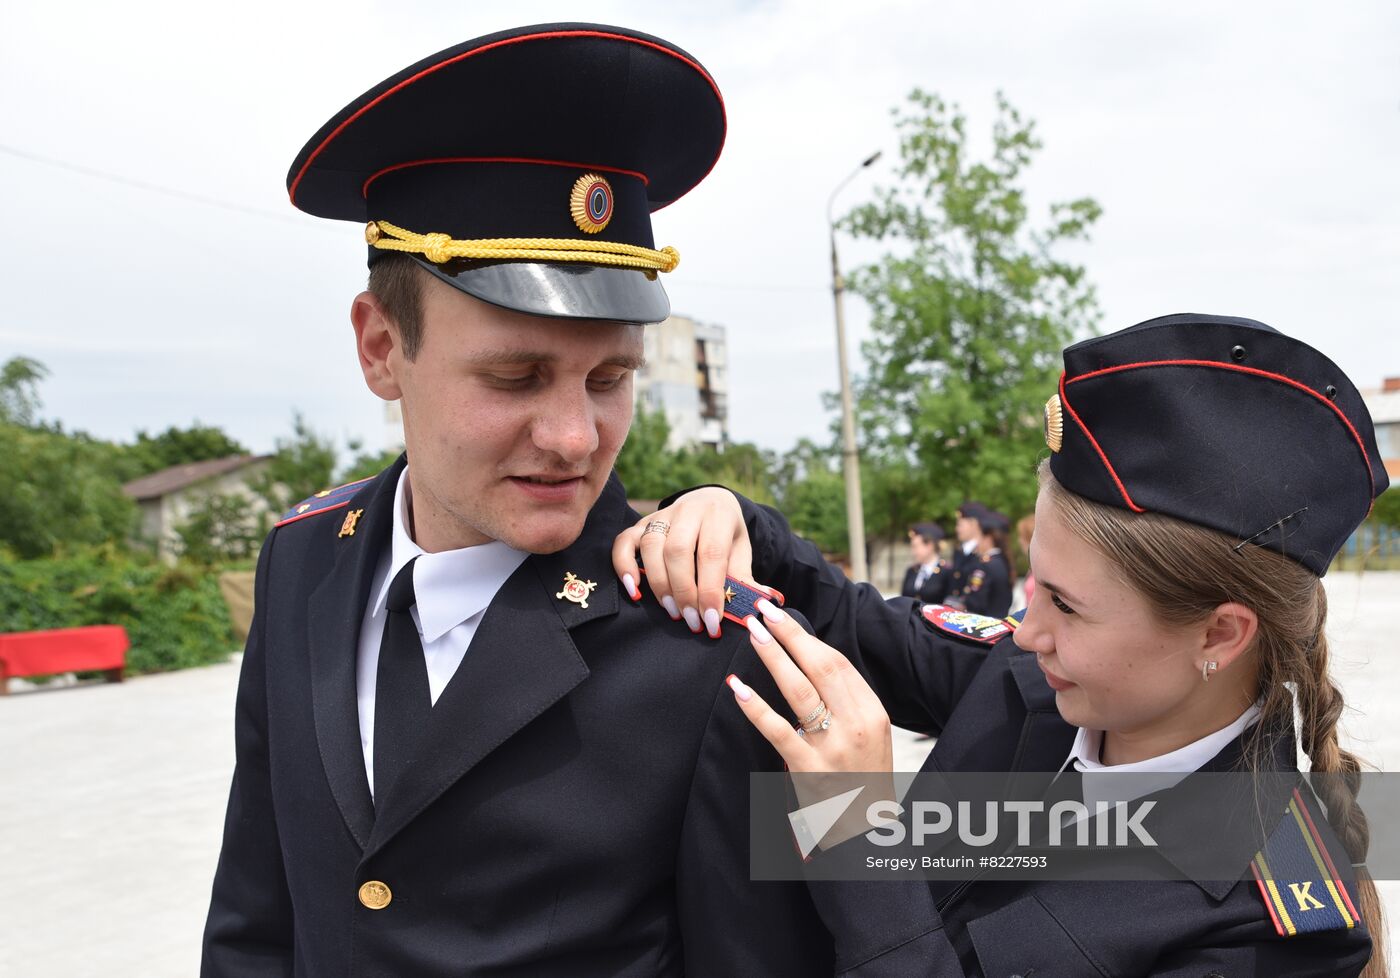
642,520,671,537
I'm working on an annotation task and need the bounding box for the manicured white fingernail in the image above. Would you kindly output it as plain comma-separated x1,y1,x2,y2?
755,599,785,622
661,595,680,620
727,674,753,702
703,608,721,638
682,606,702,633
747,616,773,645
622,573,639,600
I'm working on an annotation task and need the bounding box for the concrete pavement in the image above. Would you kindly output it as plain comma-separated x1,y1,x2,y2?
1,571,1396,976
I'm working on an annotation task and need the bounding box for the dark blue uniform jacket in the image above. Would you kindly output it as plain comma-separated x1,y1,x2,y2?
201,458,831,977
737,494,1372,978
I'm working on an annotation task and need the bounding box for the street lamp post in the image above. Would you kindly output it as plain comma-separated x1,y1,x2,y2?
828,151,880,582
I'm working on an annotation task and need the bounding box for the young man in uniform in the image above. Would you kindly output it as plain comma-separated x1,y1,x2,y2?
201,24,830,977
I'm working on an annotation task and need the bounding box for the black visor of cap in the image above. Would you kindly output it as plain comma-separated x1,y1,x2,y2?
286,23,725,324
1049,313,1387,575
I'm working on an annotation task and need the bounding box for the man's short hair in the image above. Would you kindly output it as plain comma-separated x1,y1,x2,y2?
367,254,426,360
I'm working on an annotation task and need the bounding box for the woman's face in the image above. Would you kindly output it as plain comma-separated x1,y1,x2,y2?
1012,491,1203,737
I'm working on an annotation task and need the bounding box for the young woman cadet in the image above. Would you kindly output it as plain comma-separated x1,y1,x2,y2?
615,313,1387,977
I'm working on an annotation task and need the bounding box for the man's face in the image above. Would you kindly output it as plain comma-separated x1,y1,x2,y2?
380,275,643,554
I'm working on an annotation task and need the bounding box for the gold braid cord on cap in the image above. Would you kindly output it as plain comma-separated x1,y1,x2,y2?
365,220,680,273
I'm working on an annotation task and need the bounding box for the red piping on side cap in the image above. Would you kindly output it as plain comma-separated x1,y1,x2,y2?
290,30,727,207
362,157,650,199
1066,359,1376,513
1058,372,1145,513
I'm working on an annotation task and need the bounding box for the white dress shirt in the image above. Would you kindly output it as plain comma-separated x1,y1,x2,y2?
1064,701,1263,809
355,467,527,798
913,560,940,590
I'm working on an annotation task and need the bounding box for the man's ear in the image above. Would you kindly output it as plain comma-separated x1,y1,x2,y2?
1200,602,1259,676
351,290,404,401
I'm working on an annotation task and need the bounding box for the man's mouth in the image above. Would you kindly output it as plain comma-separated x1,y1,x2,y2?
513,475,585,485
507,474,587,502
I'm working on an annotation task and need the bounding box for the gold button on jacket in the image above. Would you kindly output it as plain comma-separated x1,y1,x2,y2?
358,881,392,910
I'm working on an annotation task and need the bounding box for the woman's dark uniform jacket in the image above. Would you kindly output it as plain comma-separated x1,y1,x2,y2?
959,550,1012,620
733,492,1372,978
902,561,952,605
200,456,832,976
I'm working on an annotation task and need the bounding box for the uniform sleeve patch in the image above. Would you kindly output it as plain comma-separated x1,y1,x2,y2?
920,605,1019,644
275,476,375,527
1250,788,1358,937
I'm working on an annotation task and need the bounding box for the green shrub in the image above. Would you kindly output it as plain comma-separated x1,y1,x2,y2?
0,545,235,676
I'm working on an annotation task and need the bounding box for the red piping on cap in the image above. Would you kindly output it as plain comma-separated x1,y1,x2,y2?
290,30,726,208
1058,372,1145,513
362,157,650,199
1066,359,1376,509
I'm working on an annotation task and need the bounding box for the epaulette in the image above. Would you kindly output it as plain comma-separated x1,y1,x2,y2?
276,476,375,527
1250,787,1359,937
720,577,785,627
635,568,784,632
920,605,1024,645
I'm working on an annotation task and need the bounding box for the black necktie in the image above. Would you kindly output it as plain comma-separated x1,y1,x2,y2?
373,557,432,803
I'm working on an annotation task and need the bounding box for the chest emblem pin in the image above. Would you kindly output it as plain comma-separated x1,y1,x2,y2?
556,572,598,609
338,508,364,538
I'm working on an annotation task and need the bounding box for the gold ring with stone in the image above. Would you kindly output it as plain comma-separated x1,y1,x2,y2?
800,703,833,734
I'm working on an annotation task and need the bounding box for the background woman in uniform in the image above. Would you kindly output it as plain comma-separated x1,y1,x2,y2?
957,509,1014,618
901,522,951,604
616,313,1386,976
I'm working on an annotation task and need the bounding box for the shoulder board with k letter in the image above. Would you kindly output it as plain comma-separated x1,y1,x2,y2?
1250,788,1359,937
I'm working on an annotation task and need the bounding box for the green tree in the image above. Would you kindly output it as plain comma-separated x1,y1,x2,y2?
173,491,264,566
0,356,48,427
771,440,849,555
340,441,402,484
251,412,338,519
0,424,138,558
843,90,1101,534
614,406,698,499
128,423,250,477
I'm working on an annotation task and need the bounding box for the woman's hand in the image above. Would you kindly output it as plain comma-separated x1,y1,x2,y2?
728,599,896,849
611,487,753,638
728,599,893,775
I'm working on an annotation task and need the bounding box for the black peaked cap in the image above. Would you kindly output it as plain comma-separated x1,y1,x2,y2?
1048,313,1387,575
286,24,726,324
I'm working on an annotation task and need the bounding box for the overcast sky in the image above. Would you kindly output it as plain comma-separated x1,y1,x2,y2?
2,1,1396,460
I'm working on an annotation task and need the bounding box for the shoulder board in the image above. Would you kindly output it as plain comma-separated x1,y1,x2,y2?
1249,787,1359,937
634,568,784,633
920,605,1023,645
276,476,375,527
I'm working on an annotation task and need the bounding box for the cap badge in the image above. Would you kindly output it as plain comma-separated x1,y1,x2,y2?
338,508,364,539
1044,393,1064,453
556,571,598,609
570,174,614,235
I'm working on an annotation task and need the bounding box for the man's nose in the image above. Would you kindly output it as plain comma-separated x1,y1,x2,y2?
530,385,600,463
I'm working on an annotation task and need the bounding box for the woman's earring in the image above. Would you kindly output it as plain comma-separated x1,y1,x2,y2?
1202,660,1218,683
